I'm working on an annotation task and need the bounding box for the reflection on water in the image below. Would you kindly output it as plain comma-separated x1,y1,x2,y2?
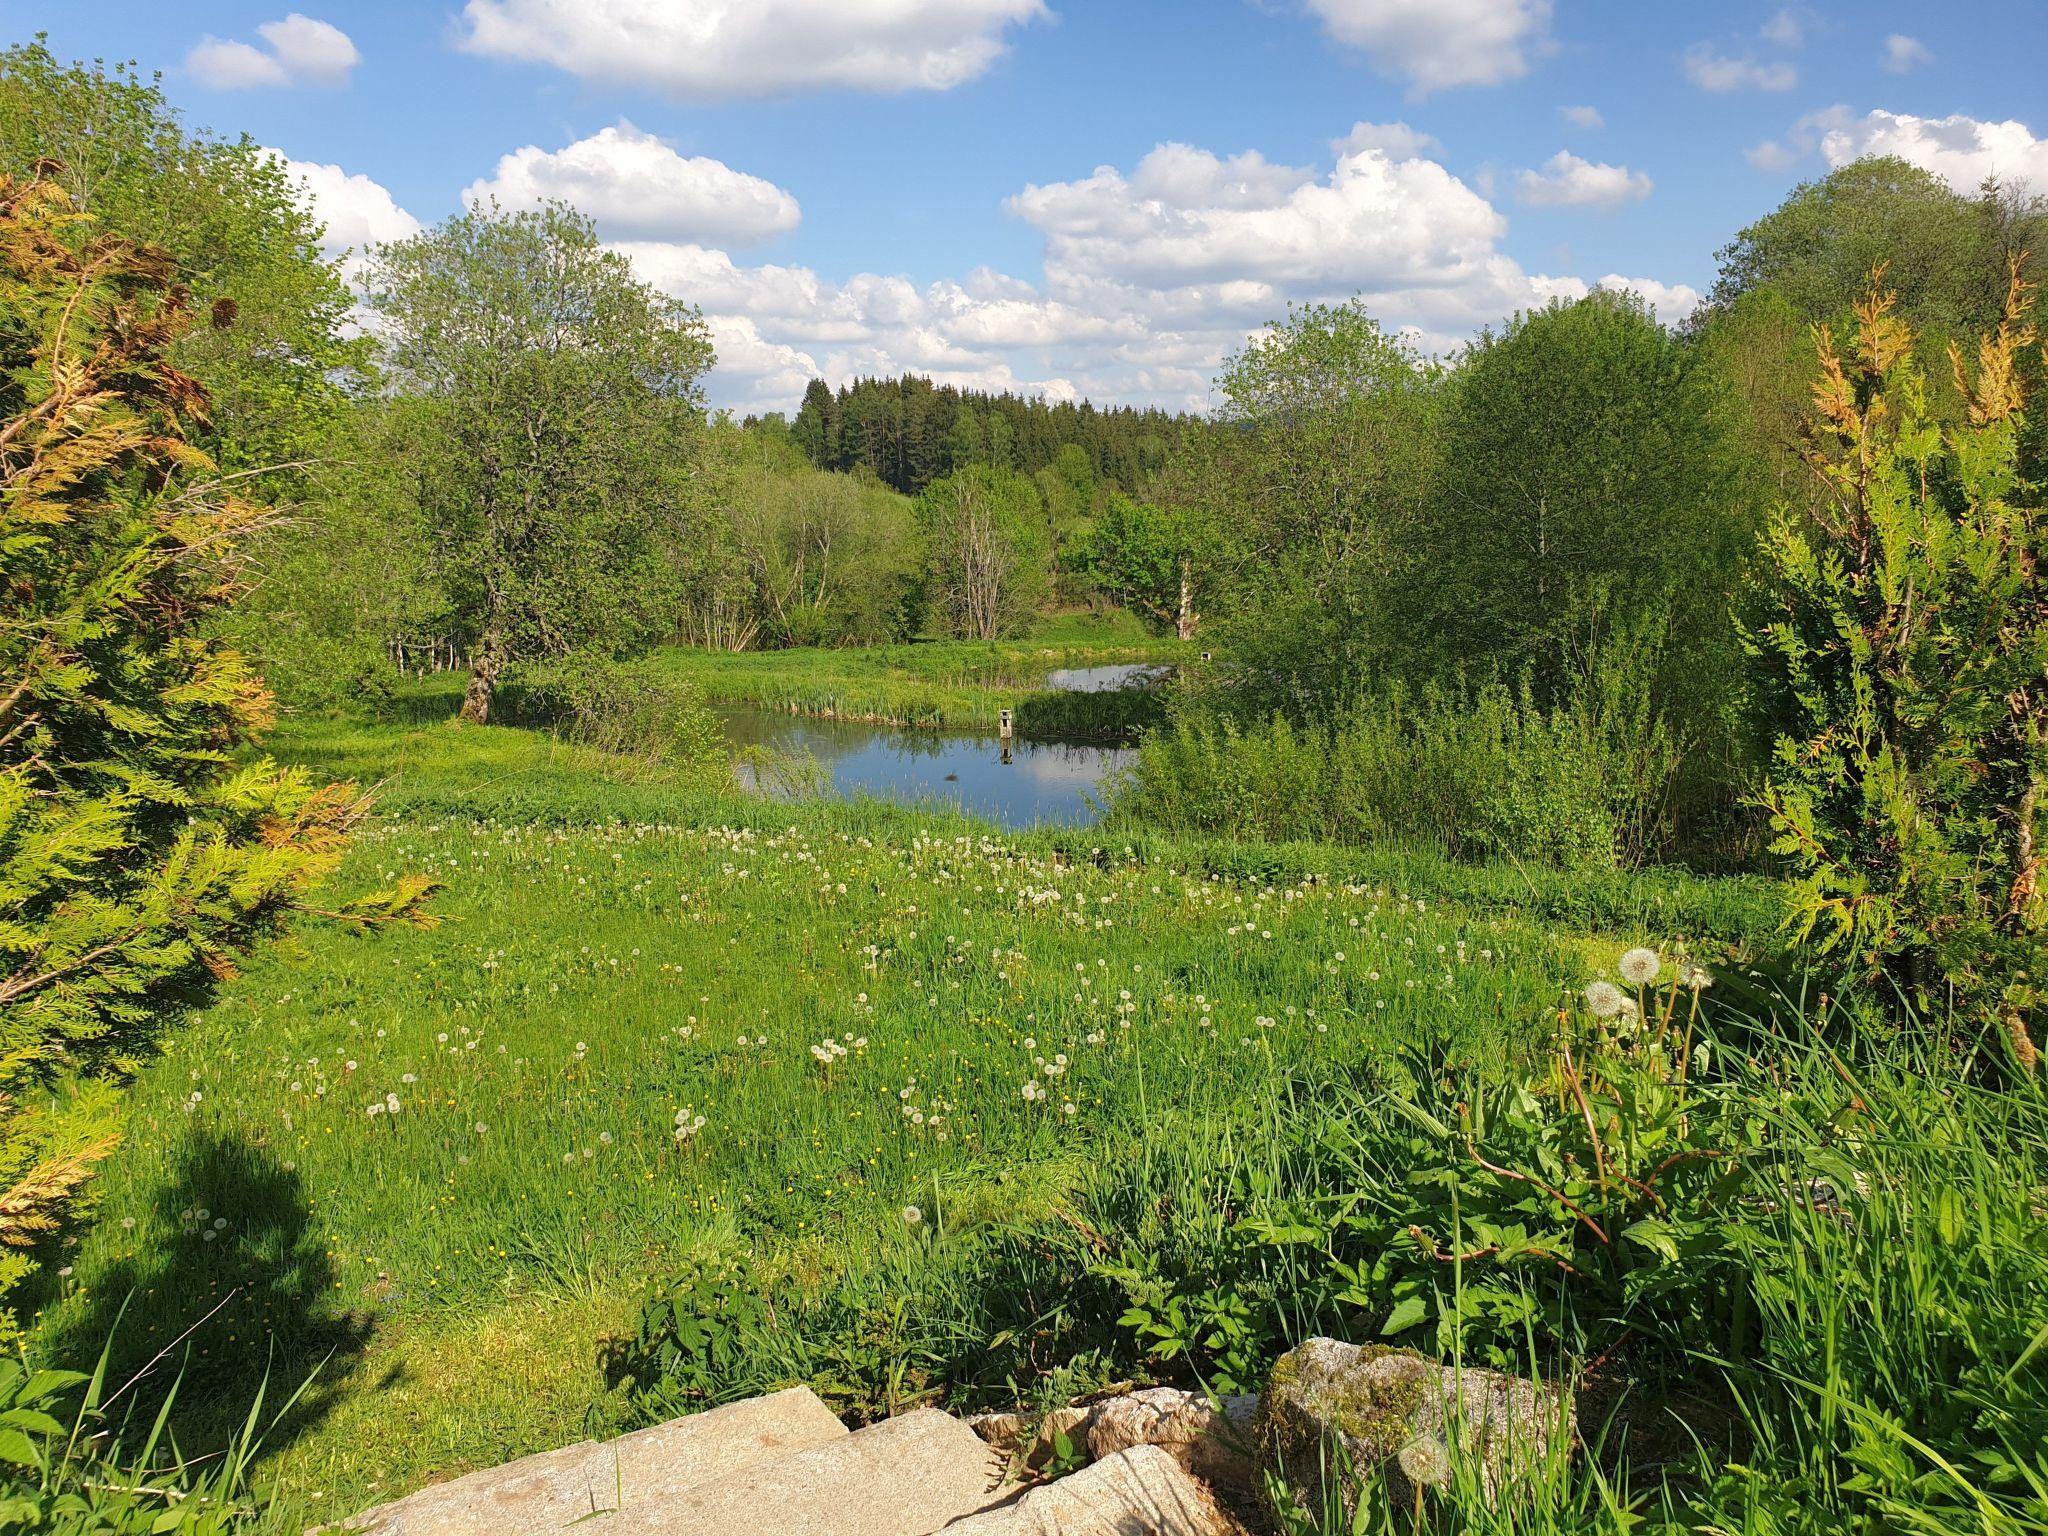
1043,662,1169,693
720,707,1131,828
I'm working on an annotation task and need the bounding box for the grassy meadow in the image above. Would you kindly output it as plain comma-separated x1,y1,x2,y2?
18,706,1716,1519
20,708,2048,1536
653,612,1187,735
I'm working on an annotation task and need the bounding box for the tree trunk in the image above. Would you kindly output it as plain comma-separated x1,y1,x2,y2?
1175,556,1198,642
459,629,505,725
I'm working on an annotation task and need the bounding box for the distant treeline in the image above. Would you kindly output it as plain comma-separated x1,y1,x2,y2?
766,375,1187,495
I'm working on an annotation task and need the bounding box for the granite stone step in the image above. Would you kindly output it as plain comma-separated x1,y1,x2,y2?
340,1386,848,1536
594,1406,1011,1536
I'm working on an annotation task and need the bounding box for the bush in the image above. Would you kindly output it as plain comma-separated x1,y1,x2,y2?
1744,275,2047,1069
499,654,724,766
1115,672,1685,870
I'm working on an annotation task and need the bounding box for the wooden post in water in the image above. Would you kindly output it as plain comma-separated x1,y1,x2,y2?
998,707,1014,764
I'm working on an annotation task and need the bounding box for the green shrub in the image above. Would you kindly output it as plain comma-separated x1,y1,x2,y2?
1743,277,2047,1070
0,172,429,1339
499,654,723,767
1115,671,1685,870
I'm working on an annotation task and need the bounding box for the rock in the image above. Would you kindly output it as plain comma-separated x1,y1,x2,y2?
1085,1387,1259,1485
968,1405,1091,1470
1257,1338,1573,1515
594,1407,1007,1536
941,1445,1239,1535
337,1386,847,1536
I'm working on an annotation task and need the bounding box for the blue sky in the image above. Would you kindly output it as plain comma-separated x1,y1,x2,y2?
11,2,2047,412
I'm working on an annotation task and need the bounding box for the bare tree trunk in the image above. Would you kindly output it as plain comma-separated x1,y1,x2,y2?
1175,556,1198,642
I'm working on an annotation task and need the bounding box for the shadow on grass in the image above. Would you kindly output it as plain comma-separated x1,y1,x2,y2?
41,1130,374,1458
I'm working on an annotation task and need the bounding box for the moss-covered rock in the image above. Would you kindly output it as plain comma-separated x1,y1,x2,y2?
1257,1338,1574,1519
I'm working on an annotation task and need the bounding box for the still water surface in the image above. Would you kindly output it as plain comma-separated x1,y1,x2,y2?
720,707,1132,828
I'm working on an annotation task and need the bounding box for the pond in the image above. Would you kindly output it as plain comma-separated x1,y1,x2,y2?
1041,662,1169,693
719,707,1133,828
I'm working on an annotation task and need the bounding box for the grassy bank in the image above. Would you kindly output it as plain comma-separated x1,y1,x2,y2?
655,613,1187,736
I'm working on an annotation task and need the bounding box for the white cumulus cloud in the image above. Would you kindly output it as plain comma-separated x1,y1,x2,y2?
462,123,800,245
1760,7,1810,48
1560,104,1604,130
188,15,359,89
612,122,1699,414
1304,0,1553,93
1682,43,1797,93
1517,151,1652,209
1818,108,2048,192
456,0,1047,97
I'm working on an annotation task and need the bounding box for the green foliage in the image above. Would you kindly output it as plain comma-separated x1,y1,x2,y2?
0,40,363,482
1190,301,1441,705
1399,291,1747,722
0,1340,307,1534
1118,661,1686,870
0,172,429,1338
914,465,1051,639
783,373,1180,497
218,404,444,712
675,453,921,651
1711,156,2043,345
364,201,714,723
1320,957,1743,1368
1742,278,2047,1068
1067,492,1210,640
607,1256,769,1413
498,653,723,767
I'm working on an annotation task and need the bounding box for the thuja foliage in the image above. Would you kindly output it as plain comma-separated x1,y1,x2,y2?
1743,270,2046,1070
0,171,432,1335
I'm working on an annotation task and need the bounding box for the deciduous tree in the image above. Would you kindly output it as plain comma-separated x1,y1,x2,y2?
365,202,714,722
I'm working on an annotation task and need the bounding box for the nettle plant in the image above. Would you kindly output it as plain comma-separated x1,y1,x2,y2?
1335,948,1750,1366
1743,268,2047,1073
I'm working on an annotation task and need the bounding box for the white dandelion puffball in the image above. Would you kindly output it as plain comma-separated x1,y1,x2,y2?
901,1205,922,1226
1397,1435,1452,1489
1619,948,1662,986
1584,981,1626,1018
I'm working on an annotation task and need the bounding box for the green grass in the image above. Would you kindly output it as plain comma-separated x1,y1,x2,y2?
22,711,1639,1516
654,612,1188,735
23,711,2042,1536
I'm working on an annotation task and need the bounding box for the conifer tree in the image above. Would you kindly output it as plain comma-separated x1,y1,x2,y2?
1744,269,2045,1071
0,171,431,1333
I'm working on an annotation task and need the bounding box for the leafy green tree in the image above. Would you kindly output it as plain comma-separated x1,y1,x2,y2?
1073,492,1211,640
1744,275,2045,1072
1711,157,2040,343
0,173,429,1334
1705,154,2048,497
730,465,920,646
365,202,714,722
1403,290,1745,712
916,466,1048,639
0,40,364,479
1195,301,1441,706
